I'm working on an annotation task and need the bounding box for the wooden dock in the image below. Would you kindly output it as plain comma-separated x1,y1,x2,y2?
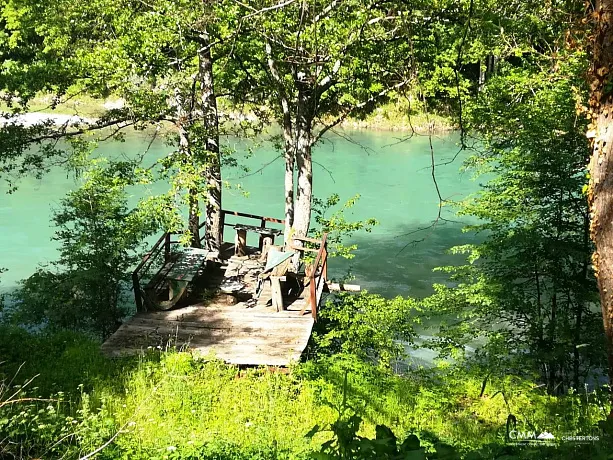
100,304,315,366
102,211,328,366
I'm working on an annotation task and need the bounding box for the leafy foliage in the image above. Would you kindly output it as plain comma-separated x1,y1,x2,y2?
0,328,611,459
310,414,431,460
311,292,416,369
311,194,378,260
422,56,601,392
9,159,157,338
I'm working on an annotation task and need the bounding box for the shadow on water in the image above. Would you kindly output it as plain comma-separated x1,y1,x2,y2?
330,220,484,299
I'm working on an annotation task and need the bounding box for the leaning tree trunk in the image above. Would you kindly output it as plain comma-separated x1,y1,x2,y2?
587,0,613,414
199,28,223,251
175,89,201,247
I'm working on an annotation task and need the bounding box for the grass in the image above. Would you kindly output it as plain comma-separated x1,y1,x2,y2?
0,326,611,459
341,100,454,132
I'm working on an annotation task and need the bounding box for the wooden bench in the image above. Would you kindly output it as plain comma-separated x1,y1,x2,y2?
144,247,210,311
234,224,283,256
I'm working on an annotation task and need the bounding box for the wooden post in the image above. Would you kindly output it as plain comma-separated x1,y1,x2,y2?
310,278,317,320
235,228,247,256
322,247,328,281
219,211,226,244
133,272,143,312
270,276,284,311
259,236,273,262
164,233,171,262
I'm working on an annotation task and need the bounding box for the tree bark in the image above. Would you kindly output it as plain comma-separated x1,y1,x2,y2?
573,213,590,389
199,28,223,251
587,0,613,414
282,100,295,240
548,292,558,393
175,89,201,247
292,84,314,238
265,40,295,240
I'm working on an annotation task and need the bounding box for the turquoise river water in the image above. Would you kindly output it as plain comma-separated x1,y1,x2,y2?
0,129,482,299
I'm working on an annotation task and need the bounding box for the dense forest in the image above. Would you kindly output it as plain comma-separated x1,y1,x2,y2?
2,0,613,458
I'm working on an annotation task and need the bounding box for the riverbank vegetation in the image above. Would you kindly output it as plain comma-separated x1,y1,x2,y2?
3,0,613,458
1,324,611,459
0,93,455,133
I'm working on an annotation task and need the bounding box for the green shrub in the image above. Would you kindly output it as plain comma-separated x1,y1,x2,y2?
310,292,417,368
9,159,157,339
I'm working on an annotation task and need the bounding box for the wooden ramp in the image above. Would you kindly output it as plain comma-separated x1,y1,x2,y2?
101,304,315,366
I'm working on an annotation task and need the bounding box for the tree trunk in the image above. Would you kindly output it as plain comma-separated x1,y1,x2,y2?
293,129,313,238
587,0,613,414
265,39,295,241
292,85,314,238
282,102,295,240
478,60,486,92
199,28,223,251
548,292,558,393
175,89,201,247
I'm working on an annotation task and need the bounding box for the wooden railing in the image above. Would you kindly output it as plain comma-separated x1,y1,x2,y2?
132,232,172,312
134,210,285,312
293,233,328,321
218,209,284,231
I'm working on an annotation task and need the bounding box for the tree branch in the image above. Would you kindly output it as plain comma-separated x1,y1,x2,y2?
313,79,410,144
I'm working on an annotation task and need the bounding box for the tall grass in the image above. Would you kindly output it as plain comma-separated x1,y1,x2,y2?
0,327,610,459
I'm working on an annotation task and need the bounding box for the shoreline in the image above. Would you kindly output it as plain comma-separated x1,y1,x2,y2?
1,93,455,134
0,112,95,127
1,110,455,135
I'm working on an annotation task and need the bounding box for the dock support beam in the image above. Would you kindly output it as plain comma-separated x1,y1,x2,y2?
235,228,247,256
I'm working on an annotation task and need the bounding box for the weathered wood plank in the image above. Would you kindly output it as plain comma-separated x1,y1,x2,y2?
235,229,247,256
137,305,313,321
327,283,361,292
102,325,309,347
121,317,311,335
102,334,311,365
166,248,210,282
104,228,328,366
102,302,315,365
105,345,302,366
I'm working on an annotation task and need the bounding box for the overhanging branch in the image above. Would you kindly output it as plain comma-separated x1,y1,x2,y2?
313,79,410,144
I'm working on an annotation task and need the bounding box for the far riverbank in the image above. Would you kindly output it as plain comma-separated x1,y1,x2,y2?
1,93,455,133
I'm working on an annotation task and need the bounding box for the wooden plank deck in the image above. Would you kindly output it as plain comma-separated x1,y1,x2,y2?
101,305,314,366
102,248,320,366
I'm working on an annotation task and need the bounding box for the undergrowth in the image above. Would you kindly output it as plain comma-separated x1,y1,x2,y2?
0,326,611,459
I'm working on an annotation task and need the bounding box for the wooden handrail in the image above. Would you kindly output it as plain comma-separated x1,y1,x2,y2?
131,232,169,312
134,210,285,312
289,245,319,253
221,209,285,225
309,233,329,321
133,233,167,276
293,235,321,244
